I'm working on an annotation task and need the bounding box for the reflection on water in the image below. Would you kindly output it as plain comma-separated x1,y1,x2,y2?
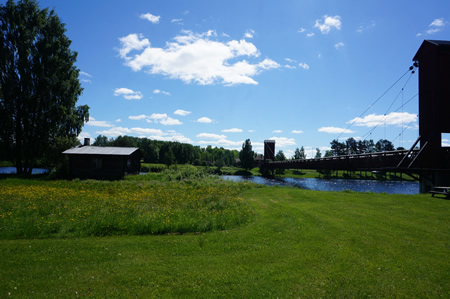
0,167,51,175
222,175,419,195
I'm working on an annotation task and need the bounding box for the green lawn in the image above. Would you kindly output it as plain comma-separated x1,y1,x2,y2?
0,179,448,297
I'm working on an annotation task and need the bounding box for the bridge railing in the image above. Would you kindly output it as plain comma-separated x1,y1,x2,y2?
266,150,420,171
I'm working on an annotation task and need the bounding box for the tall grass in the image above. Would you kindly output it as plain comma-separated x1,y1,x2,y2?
0,171,256,239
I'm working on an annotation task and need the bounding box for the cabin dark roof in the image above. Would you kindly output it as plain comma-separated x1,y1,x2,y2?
63,146,139,156
414,40,450,60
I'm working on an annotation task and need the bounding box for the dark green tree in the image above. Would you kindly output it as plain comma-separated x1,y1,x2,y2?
315,148,322,159
375,139,395,152
239,139,254,171
0,0,89,174
293,146,307,160
345,137,358,155
275,150,286,161
92,135,110,147
330,139,346,156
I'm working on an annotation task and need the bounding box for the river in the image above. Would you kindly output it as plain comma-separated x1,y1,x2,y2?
0,167,51,175
222,175,419,195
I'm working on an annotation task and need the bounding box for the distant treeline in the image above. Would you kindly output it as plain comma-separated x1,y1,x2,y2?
93,135,239,166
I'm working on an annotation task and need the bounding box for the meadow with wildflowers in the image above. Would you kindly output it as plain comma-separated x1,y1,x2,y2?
0,170,448,297
0,175,255,239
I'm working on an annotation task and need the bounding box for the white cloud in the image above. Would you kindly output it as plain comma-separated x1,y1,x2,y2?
118,33,151,59
335,42,345,49
196,133,227,139
128,113,182,125
79,71,92,83
197,117,213,123
129,114,147,120
86,117,113,128
306,32,315,37
222,128,243,133
153,89,171,96
77,131,91,142
113,87,143,100
171,18,183,25
140,13,160,24
174,109,192,116
115,119,121,122
318,127,355,134
430,18,445,27
97,126,164,137
268,137,296,147
244,29,255,39
292,130,304,134
160,117,182,125
198,139,243,147
299,62,310,70
118,30,280,85
417,18,448,36
272,130,283,133
348,112,417,127
80,71,92,77
314,15,342,34
356,21,376,33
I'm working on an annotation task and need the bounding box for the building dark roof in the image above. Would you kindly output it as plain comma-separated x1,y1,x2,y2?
414,40,450,61
63,146,140,156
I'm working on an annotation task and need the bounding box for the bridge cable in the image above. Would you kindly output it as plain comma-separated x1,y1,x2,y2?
360,92,418,141
335,66,415,141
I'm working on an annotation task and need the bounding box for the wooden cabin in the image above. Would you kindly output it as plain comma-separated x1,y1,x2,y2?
63,139,141,179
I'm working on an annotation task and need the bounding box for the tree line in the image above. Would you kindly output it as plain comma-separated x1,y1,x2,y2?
93,135,239,167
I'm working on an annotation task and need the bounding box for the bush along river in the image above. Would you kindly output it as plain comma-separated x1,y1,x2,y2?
222,175,419,195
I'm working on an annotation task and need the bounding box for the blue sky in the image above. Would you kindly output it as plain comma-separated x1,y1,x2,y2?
33,0,450,157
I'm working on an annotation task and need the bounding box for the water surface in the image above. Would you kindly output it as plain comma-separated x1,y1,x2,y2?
222,175,419,195
0,167,51,175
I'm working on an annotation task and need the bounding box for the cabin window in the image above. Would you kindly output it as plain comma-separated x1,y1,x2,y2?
91,158,102,169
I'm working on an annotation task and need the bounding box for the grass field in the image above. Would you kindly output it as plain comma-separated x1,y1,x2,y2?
0,175,448,297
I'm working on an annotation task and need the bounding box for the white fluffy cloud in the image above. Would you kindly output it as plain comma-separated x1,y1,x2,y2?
335,42,344,49
118,30,280,85
268,137,296,147
318,127,355,134
222,128,243,133
272,130,283,133
417,18,447,36
153,89,171,95
118,33,151,59
348,112,417,127
140,13,160,24
113,88,143,100
197,117,213,123
174,109,192,116
96,126,164,137
196,133,227,139
314,15,342,34
128,113,182,125
86,117,113,128
292,130,304,134
299,63,310,70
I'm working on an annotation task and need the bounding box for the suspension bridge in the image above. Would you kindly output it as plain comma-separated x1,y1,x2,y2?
262,40,450,193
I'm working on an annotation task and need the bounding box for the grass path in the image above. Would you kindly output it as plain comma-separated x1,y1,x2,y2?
1,187,449,297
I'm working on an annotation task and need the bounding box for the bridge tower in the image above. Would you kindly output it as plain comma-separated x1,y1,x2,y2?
413,40,450,192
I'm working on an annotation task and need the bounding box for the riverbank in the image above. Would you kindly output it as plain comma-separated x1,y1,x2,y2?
0,174,448,296
141,163,418,181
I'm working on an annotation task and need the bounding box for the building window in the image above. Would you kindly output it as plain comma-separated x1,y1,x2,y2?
91,158,102,169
